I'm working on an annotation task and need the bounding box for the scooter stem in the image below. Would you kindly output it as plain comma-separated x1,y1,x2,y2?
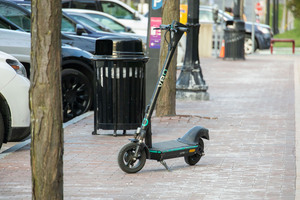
138,21,187,140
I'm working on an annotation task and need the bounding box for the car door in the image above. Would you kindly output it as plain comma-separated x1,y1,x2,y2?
0,29,31,64
0,15,31,64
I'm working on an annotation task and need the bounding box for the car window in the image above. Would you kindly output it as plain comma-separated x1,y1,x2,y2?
70,0,97,10
87,13,125,32
100,2,134,19
199,10,213,23
70,15,105,32
62,1,71,8
18,3,31,11
0,20,10,29
0,4,31,32
61,16,76,33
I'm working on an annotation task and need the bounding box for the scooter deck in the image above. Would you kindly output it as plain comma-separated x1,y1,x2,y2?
149,140,199,161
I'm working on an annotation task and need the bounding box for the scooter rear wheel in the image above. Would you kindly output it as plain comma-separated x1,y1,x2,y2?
184,153,202,165
118,142,146,173
184,139,204,165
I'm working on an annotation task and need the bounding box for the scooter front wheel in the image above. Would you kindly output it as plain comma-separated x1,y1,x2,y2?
118,142,146,173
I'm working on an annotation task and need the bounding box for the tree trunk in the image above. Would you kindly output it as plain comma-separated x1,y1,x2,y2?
30,1,63,199
155,0,180,117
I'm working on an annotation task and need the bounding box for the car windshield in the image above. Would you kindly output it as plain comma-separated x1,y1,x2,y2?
85,13,125,32
100,2,134,19
68,14,106,32
61,16,77,33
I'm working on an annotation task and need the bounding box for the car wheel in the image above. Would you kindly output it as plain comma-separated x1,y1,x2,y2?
244,35,257,54
0,111,4,149
61,69,92,122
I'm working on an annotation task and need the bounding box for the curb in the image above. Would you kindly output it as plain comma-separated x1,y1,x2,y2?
0,111,94,160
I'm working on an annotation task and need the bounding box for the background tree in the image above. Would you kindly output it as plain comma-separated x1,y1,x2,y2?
287,0,300,18
156,0,180,117
30,0,63,199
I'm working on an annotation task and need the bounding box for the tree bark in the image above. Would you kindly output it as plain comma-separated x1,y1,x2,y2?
155,0,180,117
30,1,63,199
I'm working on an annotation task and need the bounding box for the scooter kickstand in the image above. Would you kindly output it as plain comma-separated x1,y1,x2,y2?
160,160,171,172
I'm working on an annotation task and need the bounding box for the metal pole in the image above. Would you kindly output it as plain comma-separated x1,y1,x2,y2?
176,0,209,100
275,0,279,34
273,0,279,34
251,0,255,54
233,0,241,20
266,0,270,25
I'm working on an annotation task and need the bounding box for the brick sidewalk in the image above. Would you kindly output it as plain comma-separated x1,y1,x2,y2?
0,55,297,200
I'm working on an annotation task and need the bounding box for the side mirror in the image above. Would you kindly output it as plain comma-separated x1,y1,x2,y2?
134,11,141,20
125,26,133,33
76,24,85,35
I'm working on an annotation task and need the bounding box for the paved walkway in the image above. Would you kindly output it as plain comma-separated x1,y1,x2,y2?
0,54,299,200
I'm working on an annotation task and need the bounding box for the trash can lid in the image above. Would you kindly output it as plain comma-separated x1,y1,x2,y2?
225,20,245,31
95,36,144,56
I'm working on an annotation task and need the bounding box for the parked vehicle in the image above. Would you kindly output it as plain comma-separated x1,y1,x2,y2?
63,9,146,44
0,26,94,122
61,0,148,35
63,8,134,33
0,0,146,122
0,51,30,149
8,0,146,47
0,0,97,54
198,6,273,54
1,0,119,38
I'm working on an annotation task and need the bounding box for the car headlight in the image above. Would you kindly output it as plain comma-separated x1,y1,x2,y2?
257,26,270,34
6,59,27,77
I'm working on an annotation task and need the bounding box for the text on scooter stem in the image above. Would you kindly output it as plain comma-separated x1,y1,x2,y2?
158,69,168,87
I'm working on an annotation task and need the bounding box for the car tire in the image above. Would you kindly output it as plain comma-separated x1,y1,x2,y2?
0,111,4,150
244,35,257,54
61,69,92,122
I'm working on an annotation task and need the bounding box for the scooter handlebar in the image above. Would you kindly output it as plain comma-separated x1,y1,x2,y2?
153,24,188,32
177,27,188,32
153,24,170,30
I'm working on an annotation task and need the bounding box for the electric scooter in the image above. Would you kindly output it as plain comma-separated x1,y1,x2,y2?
118,21,209,173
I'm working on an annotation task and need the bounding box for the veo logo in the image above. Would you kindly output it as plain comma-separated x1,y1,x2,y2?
158,69,168,87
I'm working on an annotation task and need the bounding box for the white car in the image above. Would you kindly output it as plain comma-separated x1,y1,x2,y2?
0,28,31,64
63,8,147,44
0,51,30,149
62,0,148,36
63,8,135,34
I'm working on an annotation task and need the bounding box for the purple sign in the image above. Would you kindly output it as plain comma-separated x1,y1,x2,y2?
149,17,162,49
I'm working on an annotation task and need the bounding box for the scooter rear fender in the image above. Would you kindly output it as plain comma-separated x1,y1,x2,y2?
177,126,209,145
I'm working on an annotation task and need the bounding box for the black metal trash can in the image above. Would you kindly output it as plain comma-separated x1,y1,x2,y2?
224,20,245,60
93,36,148,136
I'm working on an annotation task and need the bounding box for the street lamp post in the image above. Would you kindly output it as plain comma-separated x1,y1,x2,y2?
176,0,209,100
273,0,279,34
